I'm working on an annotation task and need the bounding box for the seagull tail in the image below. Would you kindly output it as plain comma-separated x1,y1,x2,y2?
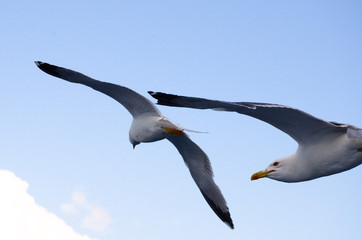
183,128,209,134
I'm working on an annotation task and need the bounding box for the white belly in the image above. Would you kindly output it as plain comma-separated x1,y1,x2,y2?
129,115,183,143
299,133,362,179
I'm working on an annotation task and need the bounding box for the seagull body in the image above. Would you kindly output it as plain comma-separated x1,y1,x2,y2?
273,127,361,182
35,62,233,228
149,92,362,183
129,115,181,145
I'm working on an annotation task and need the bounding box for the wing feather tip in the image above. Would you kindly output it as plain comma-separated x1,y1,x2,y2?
201,192,234,229
34,61,43,66
34,61,62,78
148,91,181,107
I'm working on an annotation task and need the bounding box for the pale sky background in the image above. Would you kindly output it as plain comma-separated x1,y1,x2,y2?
1,1,361,240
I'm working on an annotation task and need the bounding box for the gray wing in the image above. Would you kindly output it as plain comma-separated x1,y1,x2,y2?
150,91,346,144
35,61,161,118
167,134,233,229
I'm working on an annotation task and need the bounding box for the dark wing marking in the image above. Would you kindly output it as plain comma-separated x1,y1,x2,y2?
150,91,346,144
167,134,234,229
35,61,161,118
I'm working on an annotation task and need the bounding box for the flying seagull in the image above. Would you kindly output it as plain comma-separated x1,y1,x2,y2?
35,61,233,228
149,91,362,183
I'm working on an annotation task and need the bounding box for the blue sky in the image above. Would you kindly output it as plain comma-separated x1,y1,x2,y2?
1,1,361,239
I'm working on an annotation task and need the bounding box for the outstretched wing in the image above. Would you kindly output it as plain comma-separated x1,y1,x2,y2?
167,134,234,229
150,91,345,144
35,61,161,118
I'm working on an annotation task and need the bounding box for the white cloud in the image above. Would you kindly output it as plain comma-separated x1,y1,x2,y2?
0,170,96,240
61,202,79,215
72,191,88,205
61,191,111,232
60,191,88,216
83,207,112,231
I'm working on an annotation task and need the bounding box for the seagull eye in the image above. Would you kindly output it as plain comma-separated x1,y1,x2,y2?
273,162,279,167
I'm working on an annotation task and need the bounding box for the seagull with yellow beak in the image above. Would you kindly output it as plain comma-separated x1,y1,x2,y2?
35,62,233,228
149,91,362,183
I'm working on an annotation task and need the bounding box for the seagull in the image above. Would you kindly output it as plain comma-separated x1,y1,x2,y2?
35,61,233,228
149,91,362,183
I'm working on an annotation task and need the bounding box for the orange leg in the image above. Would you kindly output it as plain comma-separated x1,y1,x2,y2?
162,127,184,136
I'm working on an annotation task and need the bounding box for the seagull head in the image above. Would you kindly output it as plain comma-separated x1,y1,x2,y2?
129,137,140,149
251,162,279,181
250,155,303,182
250,156,292,182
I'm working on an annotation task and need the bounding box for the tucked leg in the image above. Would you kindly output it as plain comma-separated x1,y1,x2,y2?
162,127,184,136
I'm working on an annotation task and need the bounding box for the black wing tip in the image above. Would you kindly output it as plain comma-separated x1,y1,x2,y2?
34,61,43,66
201,192,234,229
148,91,178,99
34,61,49,70
34,61,62,78
227,218,235,229
148,91,181,107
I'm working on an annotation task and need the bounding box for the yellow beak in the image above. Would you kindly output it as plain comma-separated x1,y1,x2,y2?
251,170,274,181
